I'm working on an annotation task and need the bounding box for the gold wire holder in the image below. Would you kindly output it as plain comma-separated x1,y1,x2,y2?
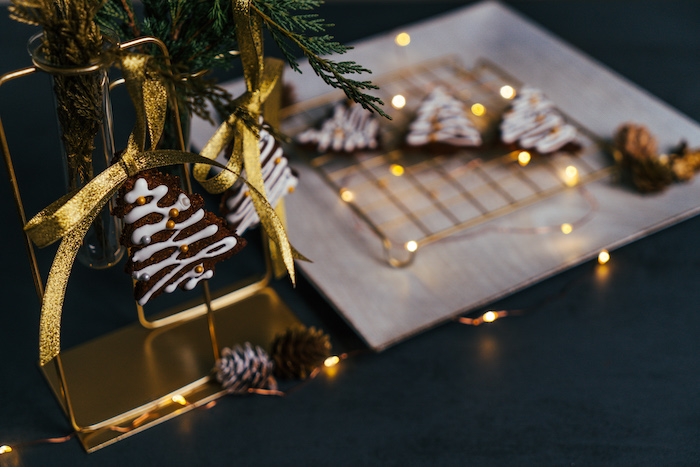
0,36,296,452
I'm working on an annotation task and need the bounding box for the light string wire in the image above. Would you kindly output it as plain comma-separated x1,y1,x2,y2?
0,256,597,455
0,182,605,455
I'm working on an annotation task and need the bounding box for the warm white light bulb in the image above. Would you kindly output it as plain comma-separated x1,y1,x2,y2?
395,32,411,47
483,311,497,323
471,103,486,116
405,241,418,252
564,165,579,186
391,94,406,109
171,395,187,406
598,249,610,264
500,85,516,99
561,223,573,234
324,356,340,367
340,188,354,202
518,151,531,166
390,164,405,176
0,445,12,455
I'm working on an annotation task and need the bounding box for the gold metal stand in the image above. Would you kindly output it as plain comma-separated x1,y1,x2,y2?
0,37,295,452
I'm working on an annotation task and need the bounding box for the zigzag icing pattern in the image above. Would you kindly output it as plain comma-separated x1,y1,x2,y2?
500,86,578,154
406,87,482,147
296,102,379,153
124,178,239,306
221,126,297,235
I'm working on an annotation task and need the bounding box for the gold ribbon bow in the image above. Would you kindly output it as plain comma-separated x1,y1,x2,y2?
26,52,299,365
192,0,300,277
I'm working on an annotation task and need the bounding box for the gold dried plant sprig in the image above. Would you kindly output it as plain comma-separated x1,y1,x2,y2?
10,0,106,191
614,123,700,193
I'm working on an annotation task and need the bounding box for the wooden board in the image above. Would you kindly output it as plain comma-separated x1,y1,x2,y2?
191,1,700,351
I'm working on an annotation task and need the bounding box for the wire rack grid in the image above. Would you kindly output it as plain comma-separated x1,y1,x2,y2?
281,57,614,267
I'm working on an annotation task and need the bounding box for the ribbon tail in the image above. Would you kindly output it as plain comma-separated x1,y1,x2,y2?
38,195,113,365
269,199,287,279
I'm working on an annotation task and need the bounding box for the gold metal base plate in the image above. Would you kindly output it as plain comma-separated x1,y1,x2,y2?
41,286,299,452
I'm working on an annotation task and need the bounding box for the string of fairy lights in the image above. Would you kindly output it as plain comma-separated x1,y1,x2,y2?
1,30,617,458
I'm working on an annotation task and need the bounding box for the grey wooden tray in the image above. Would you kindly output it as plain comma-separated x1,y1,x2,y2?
193,1,700,351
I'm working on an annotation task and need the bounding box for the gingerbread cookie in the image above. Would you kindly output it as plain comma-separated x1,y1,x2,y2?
405,87,482,152
113,170,245,306
221,125,298,235
296,102,380,154
500,86,579,154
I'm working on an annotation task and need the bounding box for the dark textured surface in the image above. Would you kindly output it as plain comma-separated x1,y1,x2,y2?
1,1,699,465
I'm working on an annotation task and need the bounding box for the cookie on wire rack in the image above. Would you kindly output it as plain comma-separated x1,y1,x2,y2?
499,86,580,155
404,87,482,153
296,101,380,154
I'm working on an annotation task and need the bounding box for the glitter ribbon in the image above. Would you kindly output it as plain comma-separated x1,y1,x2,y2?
25,52,300,365
192,0,299,279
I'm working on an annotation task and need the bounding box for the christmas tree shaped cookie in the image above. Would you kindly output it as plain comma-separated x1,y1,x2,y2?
500,86,579,154
405,87,482,151
221,124,298,235
113,170,245,306
296,101,380,154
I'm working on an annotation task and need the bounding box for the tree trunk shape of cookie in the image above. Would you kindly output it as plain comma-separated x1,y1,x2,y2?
221,126,298,235
113,170,245,306
296,102,380,153
406,87,482,147
499,86,578,154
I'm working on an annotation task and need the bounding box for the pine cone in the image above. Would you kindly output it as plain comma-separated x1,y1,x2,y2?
614,123,658,162
271,326,332,380
614,124,673,192
214,343,277,394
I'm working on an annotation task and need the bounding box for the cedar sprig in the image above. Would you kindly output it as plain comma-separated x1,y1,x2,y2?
251,0,389,119
96,0,240,123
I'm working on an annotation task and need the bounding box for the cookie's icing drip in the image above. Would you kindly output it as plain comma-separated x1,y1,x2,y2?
500,86,578,153
124,177,239,306
296,102,379,153
406,87,482,147
223,127,298,234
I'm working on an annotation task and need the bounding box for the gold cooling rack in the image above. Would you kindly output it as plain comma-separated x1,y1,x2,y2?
281,57,614,266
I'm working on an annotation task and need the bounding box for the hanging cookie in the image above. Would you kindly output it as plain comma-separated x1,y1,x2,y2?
113,170,245,306
296,101,380,154
405,87,482,152
499,86,579,154
220,124,298,235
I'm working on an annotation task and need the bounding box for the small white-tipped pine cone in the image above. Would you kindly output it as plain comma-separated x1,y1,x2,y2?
214,343,277,394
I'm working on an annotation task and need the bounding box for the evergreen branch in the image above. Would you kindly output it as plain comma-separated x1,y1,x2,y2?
250,2,388,118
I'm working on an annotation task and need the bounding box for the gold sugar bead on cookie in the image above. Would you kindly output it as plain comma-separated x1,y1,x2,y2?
275,157,282,164
166,220,176,229
195,265,204,274
179,244,189,253
136,196,146,206
169,208,179,218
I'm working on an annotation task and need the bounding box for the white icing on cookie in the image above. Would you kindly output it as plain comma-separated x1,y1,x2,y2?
123,177,239,306
500,86,578,153
223,126,298,235
225,157,298,235
406,87,482,147
296,102,379,153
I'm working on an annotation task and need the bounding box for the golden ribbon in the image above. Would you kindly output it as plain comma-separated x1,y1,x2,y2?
26,51,300,365
191,0,302,278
